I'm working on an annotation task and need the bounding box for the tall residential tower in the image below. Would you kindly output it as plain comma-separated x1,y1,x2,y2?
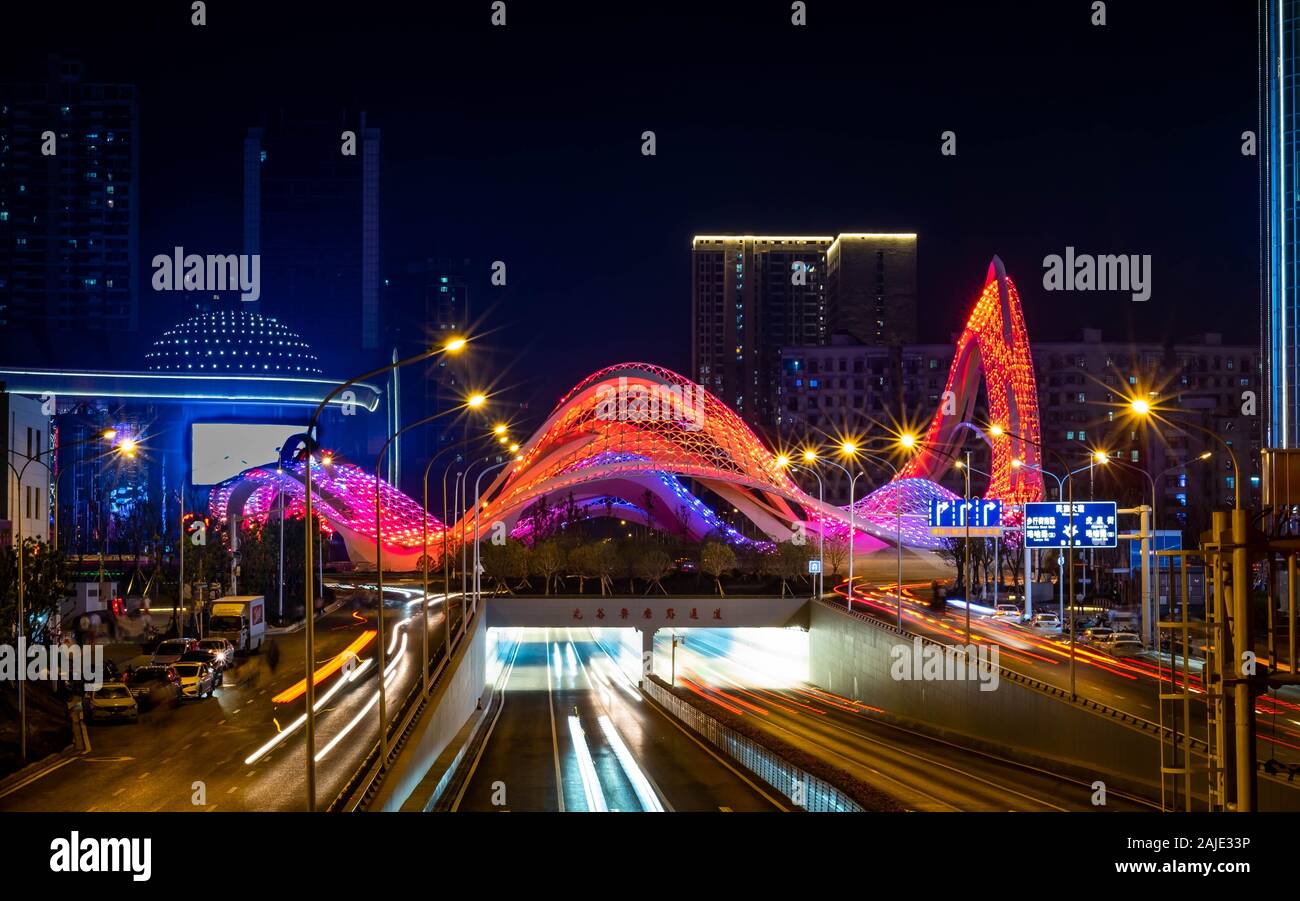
690,233,917,433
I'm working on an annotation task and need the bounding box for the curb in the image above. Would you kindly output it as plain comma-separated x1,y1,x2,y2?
267,598,345,635
0,743,85,800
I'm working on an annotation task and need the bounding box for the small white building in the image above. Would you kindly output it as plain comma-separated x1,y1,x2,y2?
4,392,52,545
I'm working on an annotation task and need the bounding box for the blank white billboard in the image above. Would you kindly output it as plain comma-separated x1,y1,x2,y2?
191,423,305,485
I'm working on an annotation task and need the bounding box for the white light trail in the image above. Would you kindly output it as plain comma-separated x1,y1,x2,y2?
567,715,607,812
597,714,662,812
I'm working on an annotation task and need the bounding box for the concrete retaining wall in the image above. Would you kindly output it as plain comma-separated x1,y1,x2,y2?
808,601,1300,810
367,609,488,812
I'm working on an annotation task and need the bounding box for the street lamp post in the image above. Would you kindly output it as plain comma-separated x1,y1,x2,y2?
7,428,120,761
372,409,457,763
1103,451,1212,647
442,462,461,646
462,456,501,617
1013,455,1096,698
812,446,866,610
422,442,472,693
1129,398,1253,810
472,460,510,609
295,335,468,811
778,454,825,602
954,456,1005,618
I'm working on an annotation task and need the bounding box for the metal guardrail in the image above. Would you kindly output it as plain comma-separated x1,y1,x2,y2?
330,603,475,812
642,677,863,812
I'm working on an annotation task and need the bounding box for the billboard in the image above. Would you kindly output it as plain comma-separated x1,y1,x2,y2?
191,423,305,485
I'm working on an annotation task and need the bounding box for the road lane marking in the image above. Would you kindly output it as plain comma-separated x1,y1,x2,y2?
546,628,565,813
638,683,789,812
0,753,86,800
452,638,522,812
570,629,671,812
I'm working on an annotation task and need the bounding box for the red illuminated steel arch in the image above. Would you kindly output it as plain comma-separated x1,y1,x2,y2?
896,256,1044,506
211,258,1043,560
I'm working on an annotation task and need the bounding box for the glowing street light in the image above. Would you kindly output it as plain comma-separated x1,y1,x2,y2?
898,432,917,449
802,449,818,463
443,336,468,353
467,393,487,409
988,424,1003,437
493,423,508,435
1130,398,1151,416
840,440,858,457
775,453,791,468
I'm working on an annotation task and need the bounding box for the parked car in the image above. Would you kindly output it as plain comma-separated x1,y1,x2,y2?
123,665,181,709
992,604,1021,619
198,638,235,668
85,683,139,723
178,649,226,686
1110,636,1146,658
151,637,200,665
1030,613,1061,631
172,661,217,699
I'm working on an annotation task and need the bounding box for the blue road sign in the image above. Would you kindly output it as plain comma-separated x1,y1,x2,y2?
1023,501,1118,548
928,499,1003,537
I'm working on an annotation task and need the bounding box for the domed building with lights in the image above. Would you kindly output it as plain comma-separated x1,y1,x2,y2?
1,305,384,557
144,309,324,375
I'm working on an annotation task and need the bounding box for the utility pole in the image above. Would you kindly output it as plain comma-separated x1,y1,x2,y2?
964,449,971,642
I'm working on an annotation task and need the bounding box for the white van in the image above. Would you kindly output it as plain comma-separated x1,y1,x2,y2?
208,596,266,654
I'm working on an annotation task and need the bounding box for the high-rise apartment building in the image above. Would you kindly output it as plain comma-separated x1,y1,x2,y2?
826,233,918,346
242,110,381,356
777,329,1258,535
0,56,140,350
691,233,917,434
1263,1,1299,449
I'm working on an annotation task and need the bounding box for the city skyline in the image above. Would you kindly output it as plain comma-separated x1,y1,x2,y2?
2,1,1259,416
1,0,1294,868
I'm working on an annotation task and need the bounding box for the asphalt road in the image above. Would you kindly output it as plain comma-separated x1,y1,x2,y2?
455,627,783,812
0,583,461,812
662,627,1158,812
842,580,1300,767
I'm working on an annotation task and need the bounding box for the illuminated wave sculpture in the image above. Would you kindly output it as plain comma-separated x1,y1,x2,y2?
210,258,1043,567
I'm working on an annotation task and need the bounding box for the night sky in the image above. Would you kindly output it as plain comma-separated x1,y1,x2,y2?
4,0,1260,416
